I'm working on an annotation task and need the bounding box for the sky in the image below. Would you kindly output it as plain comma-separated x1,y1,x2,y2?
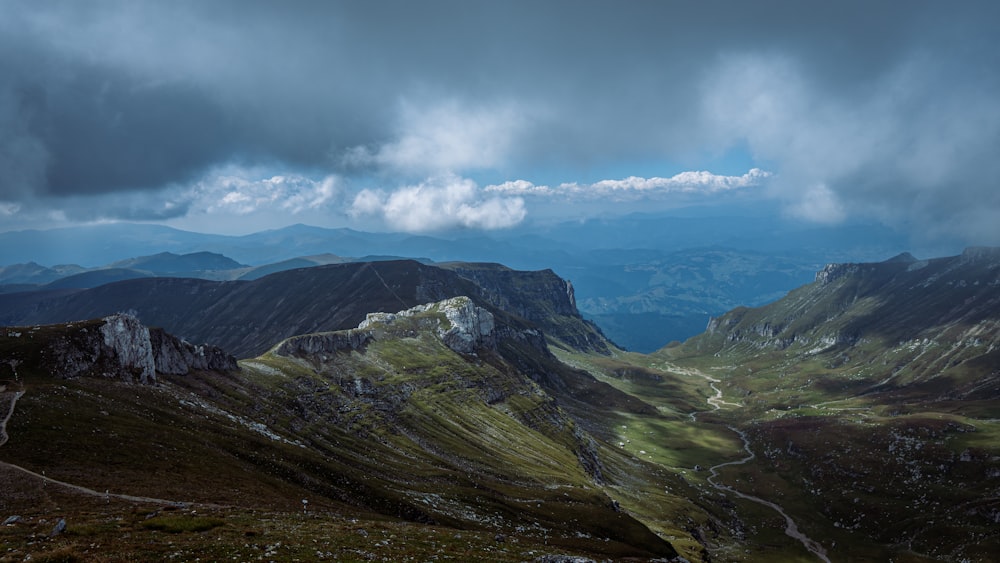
1,0,998,244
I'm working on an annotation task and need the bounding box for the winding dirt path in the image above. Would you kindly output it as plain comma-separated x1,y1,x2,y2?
655,362,741,418
657,362,830,561
0,460,224,508
707,428,831,562
0,387,222,509
0,388,24,448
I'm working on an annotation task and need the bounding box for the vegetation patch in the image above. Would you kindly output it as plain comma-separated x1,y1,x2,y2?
140,514,225,533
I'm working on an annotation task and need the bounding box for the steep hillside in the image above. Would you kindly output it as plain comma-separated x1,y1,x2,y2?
0,260,609,359
652,248,1000,561
0,306,700,561
674,247,1000,405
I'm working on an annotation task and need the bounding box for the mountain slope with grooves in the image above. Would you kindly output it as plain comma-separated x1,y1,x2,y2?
0,301,687,561
653,248,1000,561
674,247,1000,402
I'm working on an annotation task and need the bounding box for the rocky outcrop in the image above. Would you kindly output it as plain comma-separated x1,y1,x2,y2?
99,313,156,382
149,327,239,375
37,313,236,383
273,329,372,357
361,296,497,354
276,297,498,359
435,297,496,354
44,313,157,383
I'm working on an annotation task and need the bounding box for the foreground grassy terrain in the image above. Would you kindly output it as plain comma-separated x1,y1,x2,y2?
0,490,580,562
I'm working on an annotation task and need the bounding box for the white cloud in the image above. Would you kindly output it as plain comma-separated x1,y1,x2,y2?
484,179,552,196
590,168,771,194
350,174,525,232
484,169,770,199
199,171,340,216
345,100,526,174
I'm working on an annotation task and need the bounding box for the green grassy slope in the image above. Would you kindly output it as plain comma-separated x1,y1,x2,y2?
1,307,690,561
640,249,1000,561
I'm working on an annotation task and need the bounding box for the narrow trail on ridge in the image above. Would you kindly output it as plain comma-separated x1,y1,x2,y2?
657,362,831,562
0,387,24,448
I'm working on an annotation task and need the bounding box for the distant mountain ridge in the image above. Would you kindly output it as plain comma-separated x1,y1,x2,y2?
0,251,249,291
0,218,937,351
109,251,246,273
0,260,609,359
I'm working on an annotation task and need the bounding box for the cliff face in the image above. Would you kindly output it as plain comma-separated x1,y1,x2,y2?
7,314,237,383
38,313,157,383
149,326,239,375
277,297,499,359
443,264,610,354
98,313,156,382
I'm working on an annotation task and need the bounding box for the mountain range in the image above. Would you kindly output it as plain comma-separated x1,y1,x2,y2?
0,215,941,351
2,245,999,561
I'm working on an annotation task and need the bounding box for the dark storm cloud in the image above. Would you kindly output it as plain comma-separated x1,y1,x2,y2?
1,0,998,240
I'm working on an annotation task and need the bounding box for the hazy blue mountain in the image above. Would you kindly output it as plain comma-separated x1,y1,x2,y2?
1,214,951,351
0,261,87,285
109,251,246,273
43,268,153,289
0,223,226,267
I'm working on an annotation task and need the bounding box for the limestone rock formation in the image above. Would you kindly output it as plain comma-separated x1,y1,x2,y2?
435,296,496,354
99,313,156,383
35,313,236,383
273,329,372,358
360,296,497,354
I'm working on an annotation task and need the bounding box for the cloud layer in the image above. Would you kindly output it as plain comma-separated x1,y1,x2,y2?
351,175,525,232
0,1,997,242
487,169,771,200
